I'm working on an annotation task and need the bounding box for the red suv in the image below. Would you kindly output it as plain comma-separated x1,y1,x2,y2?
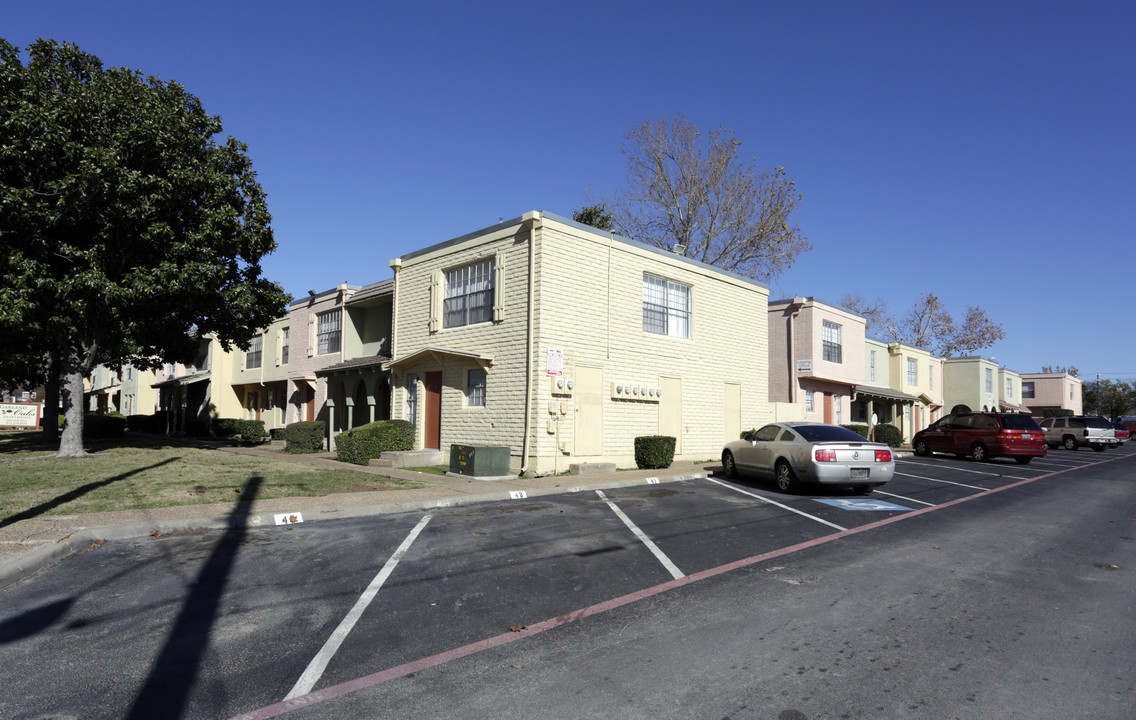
912,412,1048,465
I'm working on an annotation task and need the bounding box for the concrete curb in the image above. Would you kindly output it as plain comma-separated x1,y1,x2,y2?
0,469,708,590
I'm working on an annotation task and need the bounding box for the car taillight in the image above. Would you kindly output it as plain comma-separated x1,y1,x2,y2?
875,449,892,462
815,449,837,462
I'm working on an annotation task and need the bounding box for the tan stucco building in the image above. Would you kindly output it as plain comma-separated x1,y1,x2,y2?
1020,372,1083,416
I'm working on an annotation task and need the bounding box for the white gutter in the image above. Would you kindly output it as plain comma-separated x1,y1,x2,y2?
519,211,541,476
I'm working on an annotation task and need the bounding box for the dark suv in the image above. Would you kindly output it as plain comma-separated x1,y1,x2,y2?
912,412,1047,464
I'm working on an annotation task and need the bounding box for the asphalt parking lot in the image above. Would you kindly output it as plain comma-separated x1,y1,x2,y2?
1,443,1134,719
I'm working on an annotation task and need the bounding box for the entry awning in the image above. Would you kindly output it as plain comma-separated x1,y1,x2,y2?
152,372,211,389
316,354,393,377
853,385,919,403
384,347,494,371
999,400,1031,413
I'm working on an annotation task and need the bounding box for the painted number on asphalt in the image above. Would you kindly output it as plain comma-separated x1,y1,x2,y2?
814,499,911,512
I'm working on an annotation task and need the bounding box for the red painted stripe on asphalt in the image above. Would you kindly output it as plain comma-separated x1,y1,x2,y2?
229,452,1131,720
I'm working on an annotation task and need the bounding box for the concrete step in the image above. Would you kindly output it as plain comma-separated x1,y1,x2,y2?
370,449,445,468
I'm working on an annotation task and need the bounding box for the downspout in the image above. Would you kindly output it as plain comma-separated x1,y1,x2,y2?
519,211,541,476
787,298,803,405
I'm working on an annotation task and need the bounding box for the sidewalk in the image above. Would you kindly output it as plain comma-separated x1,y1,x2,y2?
0,440,716,589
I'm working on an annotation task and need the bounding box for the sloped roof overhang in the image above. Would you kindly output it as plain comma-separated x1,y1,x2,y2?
383,347,494,372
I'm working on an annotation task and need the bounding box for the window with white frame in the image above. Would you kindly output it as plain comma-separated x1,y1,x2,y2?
406,374,418,424
822,321,842,363
1022,381,1035,399
1070,385,1074,400
834,393,842,424
444,259,495,328
245,335,262,369
907,358,918,386
869,351,876,382
281,327,289,364
929,363,934,390
1006,378,1013,398
805,389,814,412
985,368,993,393
642,274,691,339
317,310,341,355
467,369,487,407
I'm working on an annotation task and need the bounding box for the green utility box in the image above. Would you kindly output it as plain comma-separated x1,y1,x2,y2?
449,444,511,477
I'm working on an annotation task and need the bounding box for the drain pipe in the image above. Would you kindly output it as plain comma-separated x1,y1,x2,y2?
519,211,542,476
787,297,803,405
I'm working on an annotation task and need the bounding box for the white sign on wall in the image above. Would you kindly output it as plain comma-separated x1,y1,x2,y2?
0,403,41,428
797,359,813,373
546,347,564,376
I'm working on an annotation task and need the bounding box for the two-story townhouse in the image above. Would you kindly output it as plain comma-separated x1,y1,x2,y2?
998,367,1030,414
1020,372,1083,416
228,315,292,431
768,297,864,426
285,283,362,433
119,363,158,417
317,279,395,441
152,335,242,433
86,365,121,414
852,340,943,440
382,211,770,475
942,356,1024,415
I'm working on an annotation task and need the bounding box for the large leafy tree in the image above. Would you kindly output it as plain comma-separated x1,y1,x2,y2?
841,292,1005,358
1,39,290,457
1082,379,1135,418
606,115,811,281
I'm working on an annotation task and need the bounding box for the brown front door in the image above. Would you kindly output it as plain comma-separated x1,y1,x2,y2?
304,385,315,422
424,371,442,449
823,392,833,424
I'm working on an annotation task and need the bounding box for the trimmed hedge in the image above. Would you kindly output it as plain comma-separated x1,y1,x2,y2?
83,413,126,439
842,423,870,439
283,421,325,453
270,427,286,441
1042,408,1073,418
634,435,676,469
214,418,268,442
871,423,903,448
335,420,415,465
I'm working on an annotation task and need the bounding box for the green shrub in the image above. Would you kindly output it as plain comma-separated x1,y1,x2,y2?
126,412,170,433
634,435,676,469
740,428,757,439
1042,408,1072,418
270,427,286,441
284,421,325,453
107,411,126,419
335,419,416,465
871,423,903,447
184,419,211,437
842,424,870,439
83,413,126,439
214,418,267,442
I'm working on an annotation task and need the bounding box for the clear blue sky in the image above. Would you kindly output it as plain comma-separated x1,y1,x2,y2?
8,1,1135,380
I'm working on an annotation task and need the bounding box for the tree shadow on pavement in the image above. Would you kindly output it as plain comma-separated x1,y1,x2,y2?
0,457,180,528
125,475,263,720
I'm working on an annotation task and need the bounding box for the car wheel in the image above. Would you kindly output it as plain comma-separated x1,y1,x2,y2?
971,443,989,462
1063,436,1078,451
775,461,799,493
1014,456,1032,465
914,439,930,457
722,450,737,478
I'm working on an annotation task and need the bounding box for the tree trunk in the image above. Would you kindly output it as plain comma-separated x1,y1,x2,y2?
41,349,60,445
57,348,89,458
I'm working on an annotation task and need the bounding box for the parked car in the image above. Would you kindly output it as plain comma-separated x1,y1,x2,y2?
721,422,895,494
912,412,1047,464
1039,416,1118,451
1112,422,1130,445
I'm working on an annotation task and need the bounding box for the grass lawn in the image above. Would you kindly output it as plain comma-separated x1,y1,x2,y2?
0,432,425,524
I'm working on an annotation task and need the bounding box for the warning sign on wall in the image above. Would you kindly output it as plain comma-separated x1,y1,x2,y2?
546,348,564,376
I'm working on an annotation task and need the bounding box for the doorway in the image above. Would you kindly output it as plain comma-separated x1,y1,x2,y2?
424,371,442,449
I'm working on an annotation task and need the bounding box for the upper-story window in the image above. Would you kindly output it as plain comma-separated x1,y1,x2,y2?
985,368,993,393
317,310,341,355
929,363,934,390
906,358,918,386
246,335,263,369
1069,384,1074,400
444,259,495,328
1006,378,1013,398
1022,381,1035,399
822,321,842,363
642,274,691,339
869,351,876,382
281,327,290,365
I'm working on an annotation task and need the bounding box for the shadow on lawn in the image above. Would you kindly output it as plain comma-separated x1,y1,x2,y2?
0,457,180,528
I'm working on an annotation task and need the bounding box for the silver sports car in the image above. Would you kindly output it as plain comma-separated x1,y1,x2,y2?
721,422,895,494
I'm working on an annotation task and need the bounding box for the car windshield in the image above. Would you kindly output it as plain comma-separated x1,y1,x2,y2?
1002,415,1042,430
795,425,867,443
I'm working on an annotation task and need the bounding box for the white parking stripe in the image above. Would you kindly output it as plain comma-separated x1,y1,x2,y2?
285,514,433,700
895,471,989,491
874,489,934,506
707,478,848,531
899,459,1030,478
595,490,684,579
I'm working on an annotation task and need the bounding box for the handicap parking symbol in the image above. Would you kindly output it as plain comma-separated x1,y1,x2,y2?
814,498,912,512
